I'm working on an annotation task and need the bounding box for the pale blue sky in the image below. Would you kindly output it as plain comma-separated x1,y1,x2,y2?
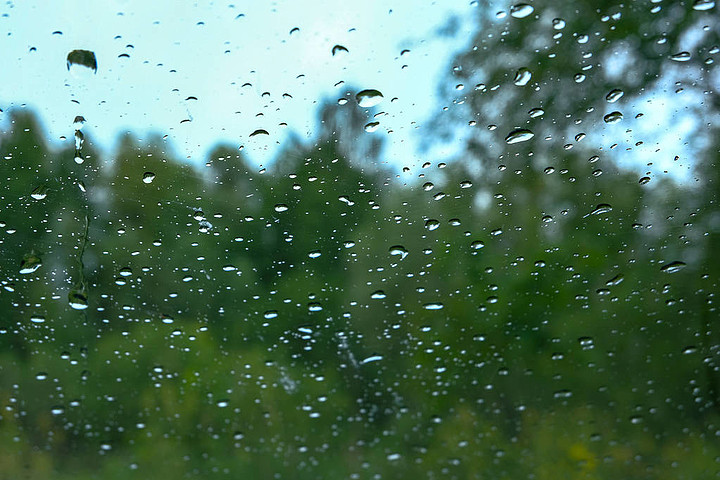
0,0,479,166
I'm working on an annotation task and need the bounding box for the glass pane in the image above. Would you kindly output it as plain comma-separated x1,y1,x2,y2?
1,1,719,478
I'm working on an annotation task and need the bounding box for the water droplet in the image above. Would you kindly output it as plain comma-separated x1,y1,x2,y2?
425,219,440,231
603,111,623,124
50,406,65,416
606,274,624,286
308,250,321,259
577,34,589,44
30,315,46,324
274,204,289,212
36,372,48,380
355,89,384,108
460,180,473,188
331,44,348,56
364,121,380,132
605,89,624,103
510,3,534,18
371,290,386,299
471,240,485,250
361,354,383,364
216,400,229,408
578,336,595,349
513,67,532,86
19,253,42,274
670,51,691,62
529,108,544,118
66,49,97,75
638,176,651,185
264,310,278,319
583,204,613,217
552,18,566,29
308,302,323,312
142,172,156,184
389,245,409,260
660,261,686,273
693,0,715,10
422,182,434,191
30,185,48,200
73,116,86,129
68,287,88,310
249,129,269,137
423,302,444,310
682,346,698,355
505,128,534,144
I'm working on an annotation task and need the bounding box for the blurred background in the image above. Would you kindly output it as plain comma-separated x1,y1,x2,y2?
1,0,719,478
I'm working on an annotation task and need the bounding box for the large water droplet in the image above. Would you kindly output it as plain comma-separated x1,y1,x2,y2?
693,0,715,10
605,89,624,103
670,51,691,62
389,245,409,260
603,111,623,124
510,3,534,18
660,261,686,273
68,287,89,310
583,204,613,218
425,219,440,231
30,185,48,200
423,302,444,310
360,354,383,364
505,128,534,144
355,89,384,108
331,45,349,56
142,172,156,184
513,67,532,86
19,253,42,274
66,49,97,75
249,129,269,137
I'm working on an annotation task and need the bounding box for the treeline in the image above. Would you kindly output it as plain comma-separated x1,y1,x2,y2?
0,102,718,479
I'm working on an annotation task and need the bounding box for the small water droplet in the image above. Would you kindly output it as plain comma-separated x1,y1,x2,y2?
264,310,278,319
30,315,46,324
505,128,534,144
274,204,289,212
371,290,386,299
660,261,686,273
355,89,384,108
142,172,156,184
606,274,624,286
308,250,321,259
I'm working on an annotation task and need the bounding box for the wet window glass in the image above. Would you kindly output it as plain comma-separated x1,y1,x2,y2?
1,0,719,478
